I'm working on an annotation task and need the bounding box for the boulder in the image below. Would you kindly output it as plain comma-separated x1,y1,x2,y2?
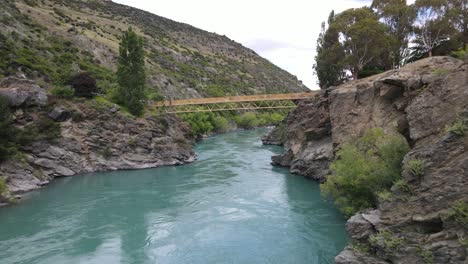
0,77,47,107
48,107,72,122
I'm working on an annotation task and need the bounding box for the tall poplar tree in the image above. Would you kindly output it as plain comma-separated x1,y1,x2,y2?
117,27,146,116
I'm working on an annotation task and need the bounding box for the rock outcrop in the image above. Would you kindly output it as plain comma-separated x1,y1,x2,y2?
0,81,196,204
265,56,468,263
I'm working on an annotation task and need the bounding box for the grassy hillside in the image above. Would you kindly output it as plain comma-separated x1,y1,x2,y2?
0,0,308,99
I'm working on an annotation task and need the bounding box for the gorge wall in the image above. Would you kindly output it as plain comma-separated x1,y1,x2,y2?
264,56,468,263
0,78,195,205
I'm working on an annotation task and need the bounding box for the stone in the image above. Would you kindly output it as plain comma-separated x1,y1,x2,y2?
0,77,48,106
346,213,374,240
48,107,72,122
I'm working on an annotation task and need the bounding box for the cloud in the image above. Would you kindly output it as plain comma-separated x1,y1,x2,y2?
114,0,371,89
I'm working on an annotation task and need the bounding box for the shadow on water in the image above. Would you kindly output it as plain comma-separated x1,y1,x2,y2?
0,128,347,264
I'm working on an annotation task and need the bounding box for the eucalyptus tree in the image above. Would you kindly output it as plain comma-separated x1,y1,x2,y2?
313,10,347,89
331,7,391,80
371,0,416,67
413,0,454,57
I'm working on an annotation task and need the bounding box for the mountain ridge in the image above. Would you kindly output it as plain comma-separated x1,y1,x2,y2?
1,0,308,99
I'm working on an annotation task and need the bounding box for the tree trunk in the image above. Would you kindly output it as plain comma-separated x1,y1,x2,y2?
352,71,358,80
428,49,432,57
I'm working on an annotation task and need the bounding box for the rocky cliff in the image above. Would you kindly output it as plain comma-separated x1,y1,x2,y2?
264,56,468,263
0,78,195,205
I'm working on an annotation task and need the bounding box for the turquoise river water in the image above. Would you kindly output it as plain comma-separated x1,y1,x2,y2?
0,129,347,264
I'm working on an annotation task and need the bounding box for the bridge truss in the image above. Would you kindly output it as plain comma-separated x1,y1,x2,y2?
154,92,316,114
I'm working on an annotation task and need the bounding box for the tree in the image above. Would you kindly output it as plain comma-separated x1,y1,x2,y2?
313,10,347,89
331,8,391,80
116,27,146,116
69,72,98,97
371,0,416,67
412,0,454,57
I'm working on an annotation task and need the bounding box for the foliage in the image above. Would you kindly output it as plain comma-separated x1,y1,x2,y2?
314,0,467,86
212,116,229,132
393,179,412,194
416,246,434,264
51,85,74,99
180,112,215,136
405,159,425,178
321,128,409,217
313,10,347,88
369,230,403,251
69,72,98,98
116,27,146,116
445,116,467,136
0,96,18,161
371,0,416,67
452,45,468,61
451,201,468,228
234,112,259,129
0,178,8,196
377,190,392,202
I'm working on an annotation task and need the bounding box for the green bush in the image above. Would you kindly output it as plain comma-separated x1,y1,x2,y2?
321,128,409,217
451,201,468,228
446,116,467,136
235,112,259,129
0,178,8,196
180,112,215,136
51,86,74,99
369,230,403,251
213,116,229,132
405,159,424,178
452,45,467,61
0,96,18,161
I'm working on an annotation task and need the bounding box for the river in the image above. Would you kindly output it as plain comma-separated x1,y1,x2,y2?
0,129,347,264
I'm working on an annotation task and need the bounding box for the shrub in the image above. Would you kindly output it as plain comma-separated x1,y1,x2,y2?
405,159,424,178
369,230,403,251
393,179,412,194
452,45,467,61
0,178,8,196
235,112,259,129
213,116,229,132
451,201,468,228
0,96,18,161
180,112,215,136
69,72,98,98
321,128,409,217
51,85,74,99
377,190,392,202
445,116,467,136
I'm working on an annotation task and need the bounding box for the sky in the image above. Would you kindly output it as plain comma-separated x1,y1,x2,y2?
112,0,382,90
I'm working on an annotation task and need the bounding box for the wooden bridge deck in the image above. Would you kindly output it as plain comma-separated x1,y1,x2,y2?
154,92,316,107
153,92,317,113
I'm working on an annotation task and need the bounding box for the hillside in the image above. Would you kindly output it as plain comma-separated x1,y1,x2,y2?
0,0,308,99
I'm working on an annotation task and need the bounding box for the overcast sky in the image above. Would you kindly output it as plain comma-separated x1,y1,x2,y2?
112,0,393,89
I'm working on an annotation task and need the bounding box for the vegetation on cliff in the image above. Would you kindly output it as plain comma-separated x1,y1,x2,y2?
314,0,467,88
321,128,409,217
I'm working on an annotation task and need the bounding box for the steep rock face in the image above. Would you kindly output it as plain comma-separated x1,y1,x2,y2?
0,85,195,203
265,57,468,263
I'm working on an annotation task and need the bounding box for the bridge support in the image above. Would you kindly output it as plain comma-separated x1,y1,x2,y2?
161,100,297,113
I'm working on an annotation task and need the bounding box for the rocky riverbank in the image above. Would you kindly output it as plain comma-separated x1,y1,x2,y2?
0,78,196,206
264,56,468,263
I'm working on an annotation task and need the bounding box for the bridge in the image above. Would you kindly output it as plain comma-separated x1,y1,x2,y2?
154,92,317,113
